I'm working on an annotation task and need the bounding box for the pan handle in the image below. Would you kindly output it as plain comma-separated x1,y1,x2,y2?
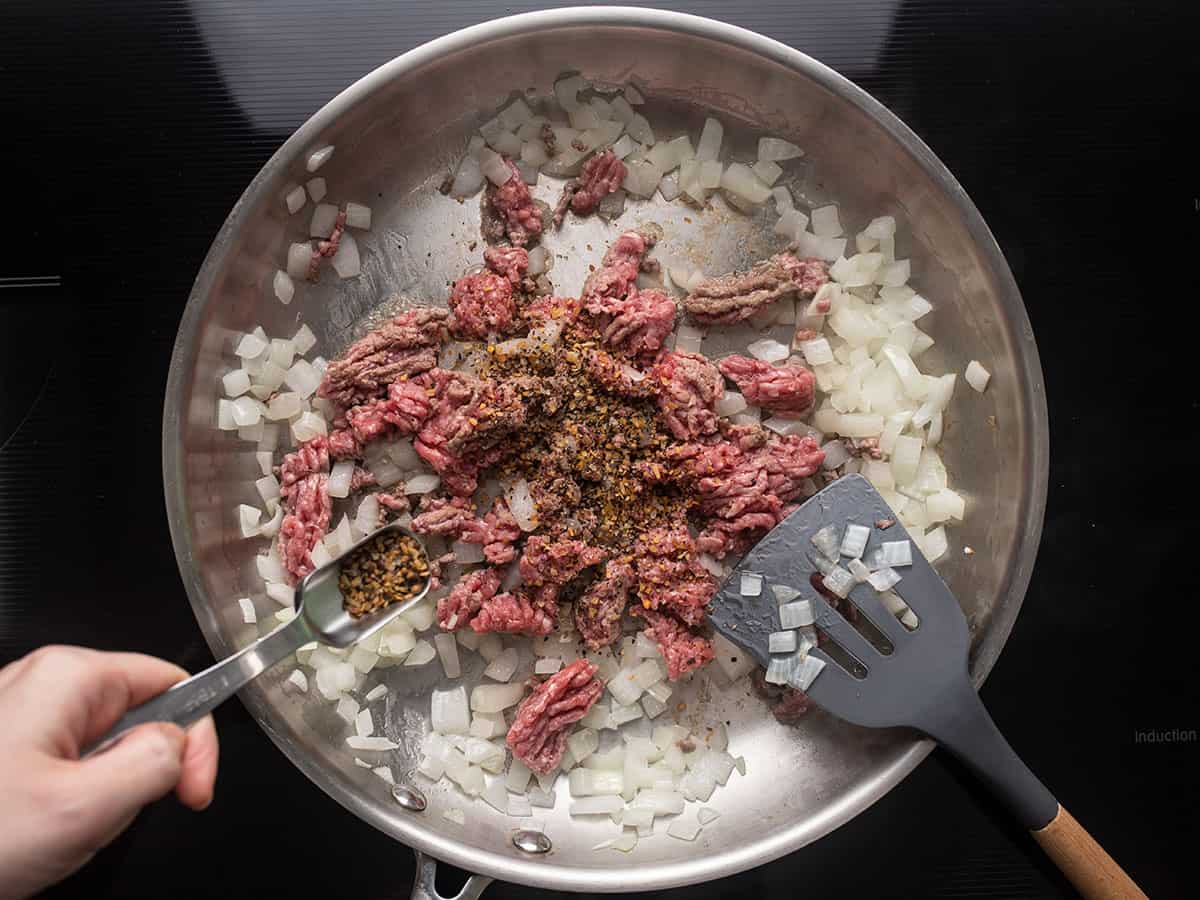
410,850,493,900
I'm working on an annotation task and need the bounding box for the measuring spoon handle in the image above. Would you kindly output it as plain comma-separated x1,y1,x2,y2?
83,616,315,756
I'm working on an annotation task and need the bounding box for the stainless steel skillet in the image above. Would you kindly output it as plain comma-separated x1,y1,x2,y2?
163,7,1048,896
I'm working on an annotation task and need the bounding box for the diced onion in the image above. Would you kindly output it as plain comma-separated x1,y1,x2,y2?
405,473,441,494
720,162,772,205
505,478,536,531
810,205,843,237
306,145,334,172
867,567,902,592
344,202,372,230
840,523,870,558
273,270,295,305
965,360,991,393
310,203,339,238
237,597,256,624
331,232,360,278
286,242,311,279
758,136,803,161
746,338,790,363
769,631,798,653
432,686,470,734
696,117,723,161
306,177,327,202
404,639,436,666
822,566,855,598
739,572,762,597
483,647,520,682
434,633,462,679
470,683,526,713
779,600,815,629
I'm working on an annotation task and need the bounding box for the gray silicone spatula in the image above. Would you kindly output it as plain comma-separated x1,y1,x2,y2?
84,522,431,756
711,474,1144,900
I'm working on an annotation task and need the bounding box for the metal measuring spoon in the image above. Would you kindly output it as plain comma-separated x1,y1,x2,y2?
85,522,430,756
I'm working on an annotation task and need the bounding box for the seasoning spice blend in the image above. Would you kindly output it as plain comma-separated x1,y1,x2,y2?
340,529,429,617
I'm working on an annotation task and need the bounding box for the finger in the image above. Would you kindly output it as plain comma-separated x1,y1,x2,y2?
175,714,220,811
64,723,186,851
9,647,191,755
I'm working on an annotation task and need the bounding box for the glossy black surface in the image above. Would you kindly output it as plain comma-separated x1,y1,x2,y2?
2,1,1194,897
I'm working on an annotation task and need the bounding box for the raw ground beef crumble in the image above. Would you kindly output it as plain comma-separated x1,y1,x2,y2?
290,226,830,768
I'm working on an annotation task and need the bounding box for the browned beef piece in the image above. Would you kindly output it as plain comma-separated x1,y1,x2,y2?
316,308,449,408
684,254,828,325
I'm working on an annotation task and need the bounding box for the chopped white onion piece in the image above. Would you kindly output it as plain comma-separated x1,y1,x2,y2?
927,488,966,522
344,202,372,230
712,634,755,682
746,338,790,363
450,539,484,565
625,113,654,145
696,117,724,161
236,597,256,624
570,796,623,816
504,478,536,531
891,435,923,485
790,654,827,691
631,788,684,816
404,639,436,667
305,176,327,203
720,162,772,204
758,136,803,161
811,525,841,560
310,203,339,238
330,232,360,279
820,439,850,470
739,572,763,597
272,269,295,305
769,631,798,653
772,584,802,603
469,711,507,739
822,566,855,598
434,633,462,679
752,159,782,185
432,686,470,735
610,702,643,726
476,633,504,663
285,669,308,693
641,694,668,719
965,360,991,393
840,523,871,558
236,504,261,538
848,557,871,583
779,599,815,628
807,209,842,241
306,145,334,172
567,728,600,764
470,683,526,714
483,647,520,682
534,657,562,675
325,460,354,499
223,368,251,399
867,567,902,592
364,684,387,703
450,153,484,198
286,241,312,279
879,540,913,567
347,736,398,752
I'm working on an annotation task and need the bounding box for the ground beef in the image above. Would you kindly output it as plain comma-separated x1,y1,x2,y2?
584,349,656,398
460,497,522,564
277,436,330,491
411,494,475,536
471,584,559,636
596,288,677,357
306,210,347,282
437,566,502,631
675,430,824,557
718,355,816,416
684,254,829,325
506,659,604,774
488,159,543,247
637,607,715,680
751,669,812,724
483,245,529,286
529,468,583,520
518,536,607,587
576,559,635,650
413,369,526,496
522,294,584,328
449,270,517,340
374,485,409,514
340,379,434,453
582,229,653,313
317,308,449,408
554,150,627,226
651,350,722,441
279,473,332,583
633,525,716,626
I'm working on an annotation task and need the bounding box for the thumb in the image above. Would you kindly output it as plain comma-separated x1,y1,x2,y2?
67,723,187,850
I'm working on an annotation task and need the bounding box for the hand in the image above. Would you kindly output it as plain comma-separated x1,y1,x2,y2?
0,646,220,900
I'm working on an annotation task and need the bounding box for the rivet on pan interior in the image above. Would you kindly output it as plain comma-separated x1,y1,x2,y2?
392,783,427,811
512,829,552,854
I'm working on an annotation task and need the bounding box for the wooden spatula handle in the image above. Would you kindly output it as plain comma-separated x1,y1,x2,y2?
1031,805,1146,899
